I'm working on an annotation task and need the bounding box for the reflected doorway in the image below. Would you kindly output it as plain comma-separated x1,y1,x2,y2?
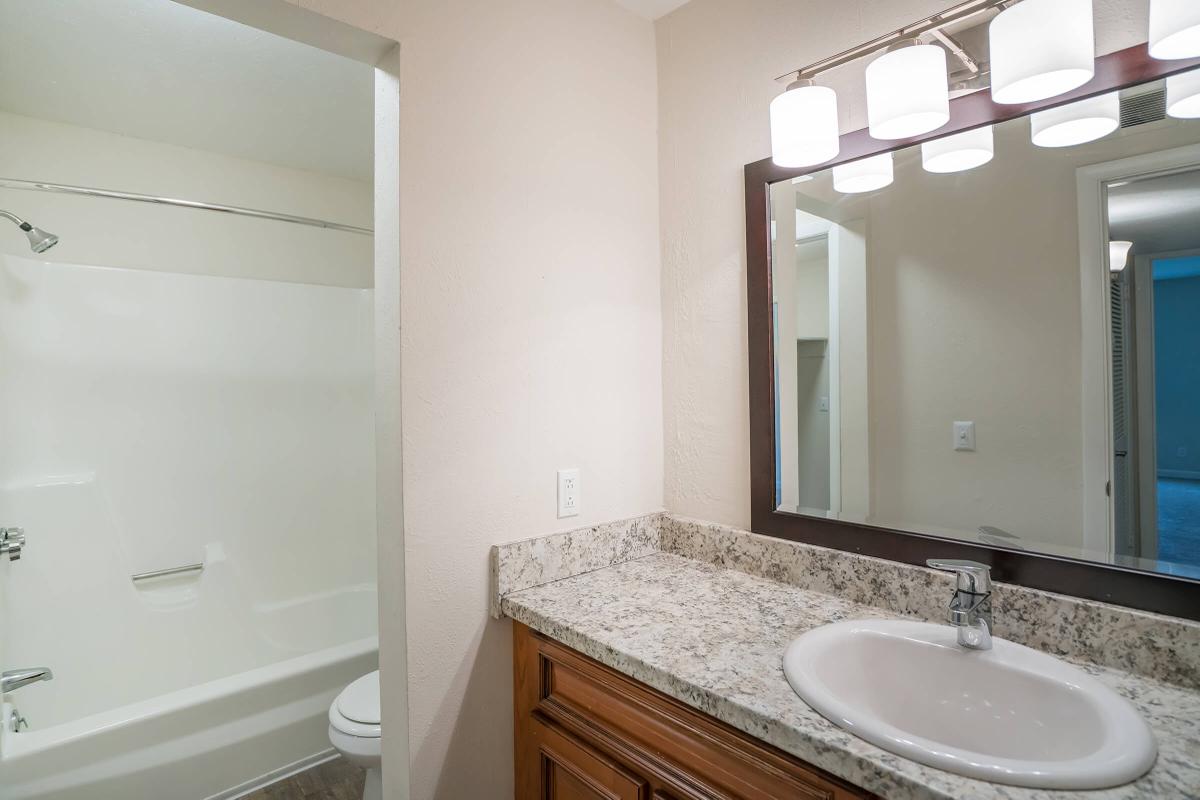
1107,167,1200,578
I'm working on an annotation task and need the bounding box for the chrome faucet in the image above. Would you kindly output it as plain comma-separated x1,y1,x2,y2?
927,559,993,651
1,668,53,694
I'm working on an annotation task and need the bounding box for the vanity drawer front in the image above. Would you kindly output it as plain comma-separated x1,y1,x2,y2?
532,716,649,800
514,622,872,800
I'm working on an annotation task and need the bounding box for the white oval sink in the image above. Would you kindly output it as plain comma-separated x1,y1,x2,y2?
783,619,1157,789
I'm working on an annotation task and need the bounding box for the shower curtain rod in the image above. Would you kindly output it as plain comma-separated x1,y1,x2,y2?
0,177,373,236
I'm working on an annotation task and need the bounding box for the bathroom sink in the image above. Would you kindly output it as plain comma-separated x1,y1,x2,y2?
782,619,1157,789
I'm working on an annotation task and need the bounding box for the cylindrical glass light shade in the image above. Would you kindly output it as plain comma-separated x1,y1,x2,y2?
832,153,894,194
1109,241,1133,272
921,126,995,173
1031,92,1120,148
1150,0,1200,60
865,44,950,140
1167,69,1200,118
770,82,840,168
990,0,1095,105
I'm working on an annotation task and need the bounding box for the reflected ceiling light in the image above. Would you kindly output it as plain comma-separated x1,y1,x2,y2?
1109,240,1133,272
832,153,894,194
865,41,950,140
1167,69,1200,118
990,0,1095,105
1030,92,1120,148
770,79,841,168
1150,0,1200,60
921,126,995,173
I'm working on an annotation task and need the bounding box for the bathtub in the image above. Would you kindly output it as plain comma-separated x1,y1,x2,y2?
0,635,377,800
0,257,379,798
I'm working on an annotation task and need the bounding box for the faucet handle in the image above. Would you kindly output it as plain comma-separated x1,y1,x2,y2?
927,558,992,594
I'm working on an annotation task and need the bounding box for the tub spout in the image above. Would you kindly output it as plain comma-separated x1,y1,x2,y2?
1,667,53,693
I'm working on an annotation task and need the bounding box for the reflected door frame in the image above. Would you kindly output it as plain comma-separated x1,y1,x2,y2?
1132,245,1200,560
1076,144,1200,563
1130,252,1157,561
789,190,871,520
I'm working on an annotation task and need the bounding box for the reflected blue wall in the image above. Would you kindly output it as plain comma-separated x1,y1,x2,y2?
1154,269,1200,477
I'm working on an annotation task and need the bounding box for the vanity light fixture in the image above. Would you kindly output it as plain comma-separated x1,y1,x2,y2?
1167,69,1200,118
833,153,894,194
1109,241,1134,272
865,41,951,140
1149,0,1200,61
770,79,841,168
1030,92,1120,148
921,126,995,173
769,1,1011,155
990,0,1095,105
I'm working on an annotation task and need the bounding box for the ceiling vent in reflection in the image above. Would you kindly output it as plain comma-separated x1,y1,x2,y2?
1120,87,1167,128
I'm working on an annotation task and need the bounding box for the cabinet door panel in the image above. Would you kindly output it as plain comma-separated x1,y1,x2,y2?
514,622,874,800
536,719,647,800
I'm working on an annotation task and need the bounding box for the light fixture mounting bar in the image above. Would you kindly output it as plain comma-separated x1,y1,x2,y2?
776,0,1012,83
929,28,980,75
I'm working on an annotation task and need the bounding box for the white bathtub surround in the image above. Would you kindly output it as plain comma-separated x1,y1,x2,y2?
0,110,372,287
0,254,378,798
492,513,1200,690
500,555,1199,800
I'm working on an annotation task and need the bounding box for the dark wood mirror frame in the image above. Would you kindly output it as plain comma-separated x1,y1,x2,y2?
745,42,1200,620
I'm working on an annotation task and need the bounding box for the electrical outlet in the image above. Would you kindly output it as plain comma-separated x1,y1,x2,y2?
557,469,580,518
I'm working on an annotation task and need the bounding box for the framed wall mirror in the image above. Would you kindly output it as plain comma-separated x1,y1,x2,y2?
745,43,1200,619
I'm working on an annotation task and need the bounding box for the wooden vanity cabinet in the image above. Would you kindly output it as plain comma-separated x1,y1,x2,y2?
513,622,874,800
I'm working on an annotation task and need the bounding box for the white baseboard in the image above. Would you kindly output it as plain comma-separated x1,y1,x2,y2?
208,748,339,800
1159,469,1200,481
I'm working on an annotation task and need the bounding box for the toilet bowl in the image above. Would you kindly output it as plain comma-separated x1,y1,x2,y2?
328,670,381,800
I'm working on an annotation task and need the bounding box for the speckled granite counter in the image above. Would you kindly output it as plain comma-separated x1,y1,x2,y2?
500,552,1200,800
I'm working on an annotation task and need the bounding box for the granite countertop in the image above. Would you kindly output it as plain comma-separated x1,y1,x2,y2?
501,551,1200,800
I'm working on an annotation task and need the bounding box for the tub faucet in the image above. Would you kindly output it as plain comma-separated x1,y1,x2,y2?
1,667,53,694
927,559,993,651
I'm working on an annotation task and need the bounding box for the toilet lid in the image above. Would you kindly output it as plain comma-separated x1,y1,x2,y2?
336,670,380,725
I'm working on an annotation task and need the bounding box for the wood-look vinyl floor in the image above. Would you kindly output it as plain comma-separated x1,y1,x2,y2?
240,757,365,800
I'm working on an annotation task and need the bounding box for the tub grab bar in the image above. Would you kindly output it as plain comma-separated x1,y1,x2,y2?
131,563,205,583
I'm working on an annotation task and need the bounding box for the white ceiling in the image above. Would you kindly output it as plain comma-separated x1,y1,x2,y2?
1108,169,1200,257
0,0,374,182
611,0,693,20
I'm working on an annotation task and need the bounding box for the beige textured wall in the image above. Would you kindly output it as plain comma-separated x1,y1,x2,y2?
280,1,662,798
658,0,1154,529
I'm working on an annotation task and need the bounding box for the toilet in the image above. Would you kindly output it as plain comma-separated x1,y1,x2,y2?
328,671,382,800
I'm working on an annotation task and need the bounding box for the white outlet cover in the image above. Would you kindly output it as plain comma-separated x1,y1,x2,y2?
557,468,580,518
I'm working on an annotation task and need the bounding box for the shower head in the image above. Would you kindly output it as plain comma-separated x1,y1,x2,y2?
23,225,59,253
0,209,59,253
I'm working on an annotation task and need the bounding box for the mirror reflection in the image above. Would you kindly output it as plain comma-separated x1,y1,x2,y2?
770,75,1200,578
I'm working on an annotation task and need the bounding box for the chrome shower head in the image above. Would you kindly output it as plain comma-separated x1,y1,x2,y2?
0,209,59,253
23,224,59,253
